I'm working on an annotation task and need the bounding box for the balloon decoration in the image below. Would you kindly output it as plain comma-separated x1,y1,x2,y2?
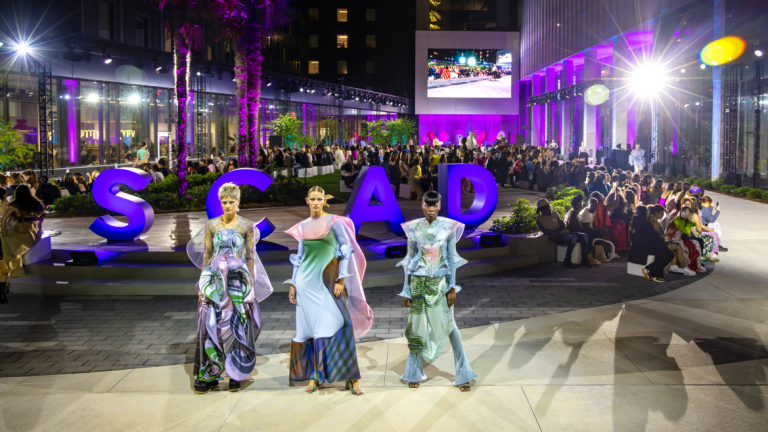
585,84,610,106
701,36,745,66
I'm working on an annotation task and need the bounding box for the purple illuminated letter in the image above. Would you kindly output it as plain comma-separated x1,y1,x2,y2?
343,166,405,236
438,163,498,229
206,168,275,238
89,168,155,241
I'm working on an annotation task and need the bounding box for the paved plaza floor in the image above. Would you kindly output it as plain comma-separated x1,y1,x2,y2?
1,189,767,431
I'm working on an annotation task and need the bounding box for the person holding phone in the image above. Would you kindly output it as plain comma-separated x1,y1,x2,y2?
700,196,727,252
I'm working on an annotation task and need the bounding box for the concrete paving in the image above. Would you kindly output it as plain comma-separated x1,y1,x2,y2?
0,190,766,431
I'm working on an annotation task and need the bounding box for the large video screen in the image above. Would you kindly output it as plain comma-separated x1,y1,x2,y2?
427,49,512,98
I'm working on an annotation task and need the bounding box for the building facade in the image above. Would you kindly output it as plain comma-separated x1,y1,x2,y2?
519,0,768,185
0,0,408,175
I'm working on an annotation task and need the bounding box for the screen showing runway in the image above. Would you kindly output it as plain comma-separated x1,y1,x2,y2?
427,48,512,98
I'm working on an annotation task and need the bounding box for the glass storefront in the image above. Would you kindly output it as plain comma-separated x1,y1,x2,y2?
0,71,402,172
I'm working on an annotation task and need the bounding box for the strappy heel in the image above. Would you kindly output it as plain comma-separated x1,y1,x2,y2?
346,380,364,395
408,382,419,388
459,382,471,392
305,381,318,393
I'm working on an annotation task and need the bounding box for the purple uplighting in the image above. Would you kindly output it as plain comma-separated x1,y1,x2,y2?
62,79,79,163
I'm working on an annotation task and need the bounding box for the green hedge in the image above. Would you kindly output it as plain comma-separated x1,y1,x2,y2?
746,189,766,200
719,185,737,193
53,171,311,217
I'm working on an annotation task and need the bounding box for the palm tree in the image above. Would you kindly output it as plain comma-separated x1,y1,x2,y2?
215,0,291,167
157,0,203,196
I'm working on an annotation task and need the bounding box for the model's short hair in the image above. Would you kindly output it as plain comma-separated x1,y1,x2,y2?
570,194,583,208
422,191,441,207
218,182,241,200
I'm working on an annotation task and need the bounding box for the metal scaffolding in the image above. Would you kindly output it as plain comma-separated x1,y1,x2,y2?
35,58,54,176
195,73,207,159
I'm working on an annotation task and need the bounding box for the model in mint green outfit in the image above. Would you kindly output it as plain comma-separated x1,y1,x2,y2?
397,191,477,391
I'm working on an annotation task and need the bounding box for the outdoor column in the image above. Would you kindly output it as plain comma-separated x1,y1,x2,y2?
612,37,635,152
545,67,558,144
561,59,575,154
532,73,544,147
582,49,601,162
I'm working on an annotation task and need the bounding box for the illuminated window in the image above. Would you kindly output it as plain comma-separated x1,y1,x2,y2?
309,8,319,21
337,9,347,22
366,35,376,48
366,61,375,74
309,35,319,48
309,61,319,74
337,61,347,74
336,35,348,49
366,9,376,21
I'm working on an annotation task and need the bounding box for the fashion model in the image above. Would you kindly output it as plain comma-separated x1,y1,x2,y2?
397,191,477,391
285,186,373,395
187,183,274,393
629,143,646,175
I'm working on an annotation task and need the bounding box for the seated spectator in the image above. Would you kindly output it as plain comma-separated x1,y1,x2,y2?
700,195,727,251
1,185,46,291
37,175,61,206
665,204,705,273
150,165,165,183
74,173,88,193
648,204,692,275
196,161,209,175
341,155,358,187
62,173,80,196
588,173,610,197
225,159,239,173
564,194,608,265
207,159,216,173
685,197,719,262
535,198,592,269
577,197,616,262
590,190,627,253
628,206,675,283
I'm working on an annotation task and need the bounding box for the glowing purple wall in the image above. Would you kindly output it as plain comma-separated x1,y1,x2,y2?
418,114,520,146
62,79,79,164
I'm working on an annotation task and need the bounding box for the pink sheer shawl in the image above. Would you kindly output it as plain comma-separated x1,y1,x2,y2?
285,215,373,338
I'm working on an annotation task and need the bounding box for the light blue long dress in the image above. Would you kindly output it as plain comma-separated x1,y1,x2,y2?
284,215,369,384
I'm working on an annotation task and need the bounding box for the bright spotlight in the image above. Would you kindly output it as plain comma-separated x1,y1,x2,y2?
467,57,476,66
680,68,686,73
86,93,99,103
15,41,31,55
459,56,466,64
757,50,764,57
629,63,667,97
127,93,141,104
700,64,706,69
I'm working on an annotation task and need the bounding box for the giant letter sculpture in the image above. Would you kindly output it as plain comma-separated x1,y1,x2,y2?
90,168,155,241
206,168,275,239
342,166,406,236
438,163,498,229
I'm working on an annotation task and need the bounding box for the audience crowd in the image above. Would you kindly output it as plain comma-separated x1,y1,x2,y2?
1,136,731,287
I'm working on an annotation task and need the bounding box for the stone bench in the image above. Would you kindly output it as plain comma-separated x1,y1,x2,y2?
317,165,334,175
556,243,582,265
398,184,413,199
627,255,655,277
296,167,318,178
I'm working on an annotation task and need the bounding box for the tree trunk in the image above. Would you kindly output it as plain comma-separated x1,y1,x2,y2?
234,46,249,168
245,25,263,168
175,38,191,197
